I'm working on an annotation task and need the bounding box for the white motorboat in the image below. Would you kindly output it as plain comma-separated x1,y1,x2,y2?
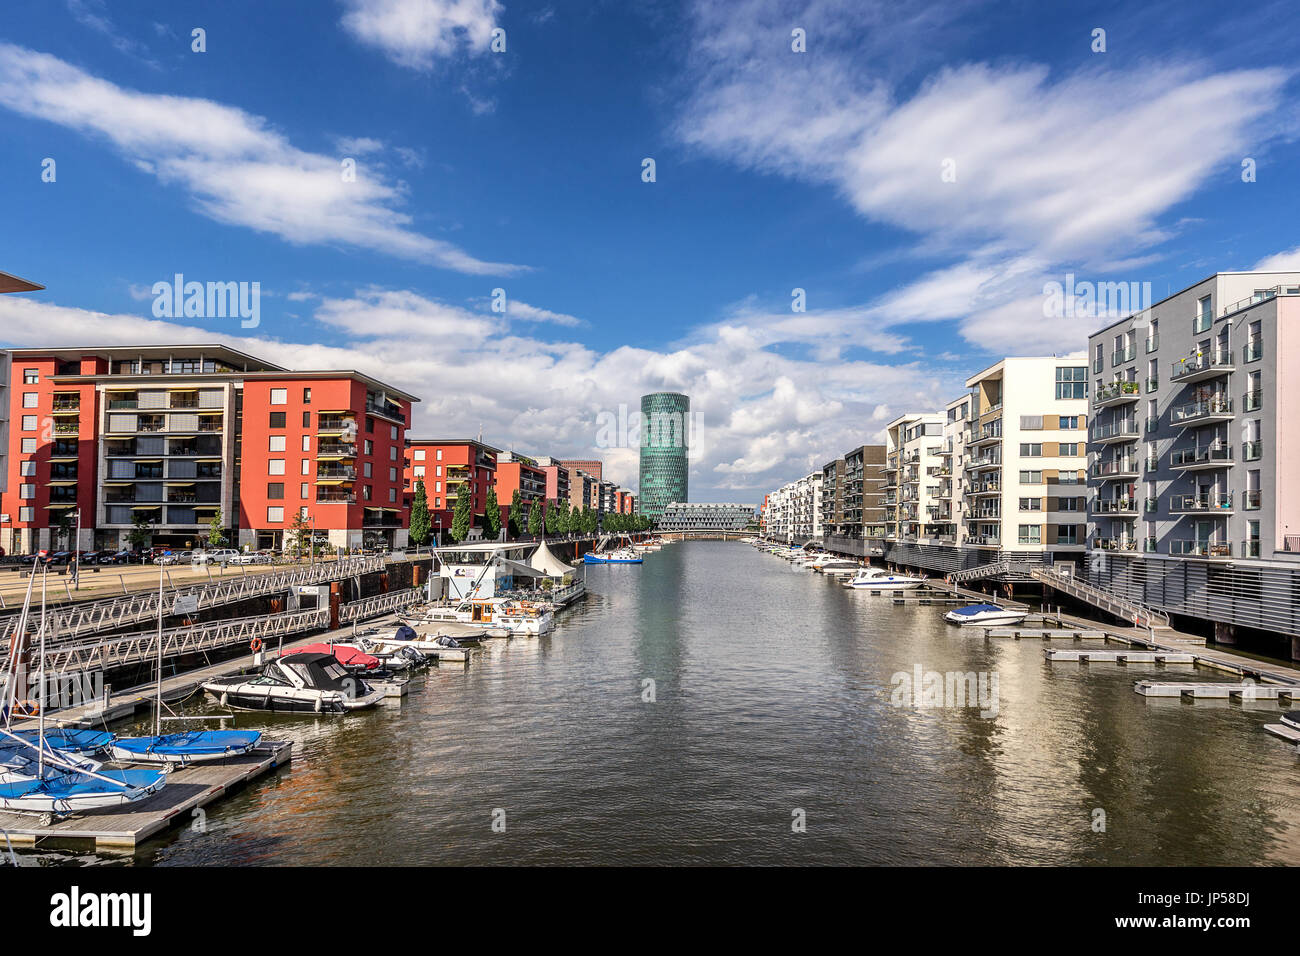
202,652,386,713
843,568,927,591
943,603,1028,626
362,625,471,663
810,559,861,575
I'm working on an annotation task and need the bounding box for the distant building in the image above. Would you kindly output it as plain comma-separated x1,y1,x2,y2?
403,438,499,540
0,271,44,504
657,501,754,532
639,391,690,522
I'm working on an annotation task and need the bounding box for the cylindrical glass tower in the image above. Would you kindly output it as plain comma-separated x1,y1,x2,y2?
639,392,690,523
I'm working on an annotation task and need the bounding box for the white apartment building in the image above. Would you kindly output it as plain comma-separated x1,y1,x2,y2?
884,413,944,542
763,472,821,543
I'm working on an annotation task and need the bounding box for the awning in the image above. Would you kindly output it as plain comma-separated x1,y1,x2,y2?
316,479,347,485
134,459,162,463
318,409,356,415
45,503,77,509
45,480,78,486
499,558,545,578
131,506,160,511
165,482,195,487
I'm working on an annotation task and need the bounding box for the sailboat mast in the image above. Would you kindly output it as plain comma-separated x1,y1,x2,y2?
37,564,46,777
155,562,164,737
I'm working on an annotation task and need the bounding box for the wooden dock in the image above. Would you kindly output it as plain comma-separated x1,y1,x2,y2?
0,739,292,850
1045,647,1196,664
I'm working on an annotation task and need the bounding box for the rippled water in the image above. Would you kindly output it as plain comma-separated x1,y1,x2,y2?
26,541,1300,865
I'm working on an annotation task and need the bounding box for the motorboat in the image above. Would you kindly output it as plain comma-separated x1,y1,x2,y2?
1281,711,1300,732
361,625,470,663
842,568,927,591
108,730,262,765
201,652,386,713
944,603,1029,627
298,642,384,675
810,559,862,575
583,549,643,564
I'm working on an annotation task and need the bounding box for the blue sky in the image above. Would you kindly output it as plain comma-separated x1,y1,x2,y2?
0,0,1298,499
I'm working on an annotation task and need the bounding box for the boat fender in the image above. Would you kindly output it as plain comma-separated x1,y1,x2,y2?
314,696,323,714
219,692,229,708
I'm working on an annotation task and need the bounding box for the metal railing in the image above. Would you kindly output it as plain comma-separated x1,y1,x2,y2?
339,588,421,623
0,555,385,643
1031,566,1169,628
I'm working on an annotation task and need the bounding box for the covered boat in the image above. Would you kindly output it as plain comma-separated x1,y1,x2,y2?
10,728,113,755
943,603,1028,626
0,765,166,817
108,730,263,765
583,549,643,564
201,652,385,714
298,642,382,673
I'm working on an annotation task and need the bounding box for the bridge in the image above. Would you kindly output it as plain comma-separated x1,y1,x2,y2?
656,531,754,541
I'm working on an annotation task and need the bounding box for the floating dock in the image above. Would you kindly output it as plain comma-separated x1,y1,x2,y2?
982,627,1108,640
1134,681,1300,700
0,739,292,850
1045,647,1196,664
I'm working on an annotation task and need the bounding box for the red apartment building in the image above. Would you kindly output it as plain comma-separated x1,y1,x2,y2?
403,439,499,540
495,451,549,521
0,346,415,554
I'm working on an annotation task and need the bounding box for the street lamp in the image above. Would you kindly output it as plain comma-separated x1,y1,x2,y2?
70,508,81,591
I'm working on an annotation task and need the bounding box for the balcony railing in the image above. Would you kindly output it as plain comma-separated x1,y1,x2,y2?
1146,334,1159,353
1112,346,1136,366
1093,499,1138,514
1243,440,1262,461
1243,389,1262,412
53,422,79,435
1169,445,1233,469
1243,490,1261,511
1090,420,1139,442
1169,494,1233,514
1171,349,1233,381
1242,540,1261,558
1243,340,1262,363
1094,537,1138,552
1094,381,1141,404
51,399,81,412
318,443,358,457
1172,396,1233,425
1193,312,1214,334
1091,459,1140,478
1146,377,1159,393
1169,540,1233,558
316,492,357,503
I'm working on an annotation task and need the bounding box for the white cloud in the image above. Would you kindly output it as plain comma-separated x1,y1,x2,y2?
1252,247,1300,272
0,293,959,498
0,43,522,276
340,0,502,70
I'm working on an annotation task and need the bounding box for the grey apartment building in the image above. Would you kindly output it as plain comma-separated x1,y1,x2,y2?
1086,271,1300,652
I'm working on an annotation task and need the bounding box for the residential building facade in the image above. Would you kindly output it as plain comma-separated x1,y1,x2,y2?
403,439,499,541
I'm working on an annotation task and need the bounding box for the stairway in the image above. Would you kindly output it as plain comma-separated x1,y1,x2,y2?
1030,567,1170,629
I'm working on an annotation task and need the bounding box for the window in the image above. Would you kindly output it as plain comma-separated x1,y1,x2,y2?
1056,366,1087,399
388,467,397,481
1060,416,1079,429
1056,525,1080,545
269,435,286,452
365,416,374,433
363,462,373,478
302,435,311,451
18,507,34,522
436,464,442,476
301,483,310,499
21,416,36,431
1020,415,1043,430
413,466,425,478
1018,524,1042,545
266,506,285,523
390,446,397,461
436,449,443,461
414,449,426,461
301,459,310,475
269,411,286,428
1059,443,1079,456
1019,470,1043,483
389,488,397,503
19,461,35,477
22,392,38,409
1020,443,1042,457
21,438,36,453
303,388,311,403
270,388,287,405
302,411,311,427
363,485,372,501
1019,498,1043,511
22,369,38,385
435,481,441,492
268,459,286,475
364,439,373,456
19,484,34,499
390,425,398,440
1057,497,1080,512
267,482,285,499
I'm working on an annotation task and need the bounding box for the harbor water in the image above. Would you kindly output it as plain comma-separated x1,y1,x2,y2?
31,541,1300,865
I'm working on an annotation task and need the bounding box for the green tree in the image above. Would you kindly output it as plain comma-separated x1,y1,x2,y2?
451,485,473,542
208,509,228,549
483,485,502,540
409,480,431,547
289,511,312,559
583,506,597,535
544,500,559,535
128,511,154,551
508,489,523,538
527,498,543,536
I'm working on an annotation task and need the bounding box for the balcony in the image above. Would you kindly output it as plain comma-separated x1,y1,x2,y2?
1093,381,1141,407
968,481,1001,496
1171,349,1233,384
51,399,80,414
1169,445,1233,470
1243,490,1261,511
316,491,357,504
1094,537,1138,552
968,533,1001,547
1169,540,1233,558
1090,420,1140,444
197,419,223,433
317,442,358,459
1112,346,1136,366
1242,440,1262,462
1243,340,1262,363
1171,396,1234,427
1169,494,1234,515
108,398,138,410
1092,499,1138,516
965,456,1002,472
317,466,357,480
1146,334,1159,353
1091,458,1140,480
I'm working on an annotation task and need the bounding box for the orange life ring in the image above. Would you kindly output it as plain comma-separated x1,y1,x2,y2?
250,637,263,653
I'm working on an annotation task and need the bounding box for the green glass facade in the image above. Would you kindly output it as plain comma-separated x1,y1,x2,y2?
638,392,689,522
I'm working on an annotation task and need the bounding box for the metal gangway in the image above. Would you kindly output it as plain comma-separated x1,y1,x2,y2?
0,555,385,644
947,560,1037,584
24,607,332,673
1030,566,1170,629
339,588,421,624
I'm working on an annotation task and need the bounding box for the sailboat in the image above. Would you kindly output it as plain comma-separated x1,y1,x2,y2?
0,566,167,823
107,564,262,766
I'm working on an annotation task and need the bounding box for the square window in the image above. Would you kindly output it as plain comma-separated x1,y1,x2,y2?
22,392,38,409
270,388,287,405
21,438,36,454
19,507,34,522
269,435,286,452
267,482,285,499
269,411,286,428
21,416,36,431
414,449,426,461
22,369,38,385
20,461,35,477
268,459,286,475
266,506,284,523
19,484,35,499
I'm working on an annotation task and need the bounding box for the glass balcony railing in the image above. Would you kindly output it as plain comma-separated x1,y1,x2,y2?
1243,490,1261,510
1169,494,1233,514
1170,540,1233,557
1169,445,1233,468
1172,397,1233,424
1171,349,1233,380
1094,381,1141,404
1243,440,1262,461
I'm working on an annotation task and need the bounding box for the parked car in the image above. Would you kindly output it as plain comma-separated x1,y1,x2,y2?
229,551,261,565
192,548,240,566
153,551,180,565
